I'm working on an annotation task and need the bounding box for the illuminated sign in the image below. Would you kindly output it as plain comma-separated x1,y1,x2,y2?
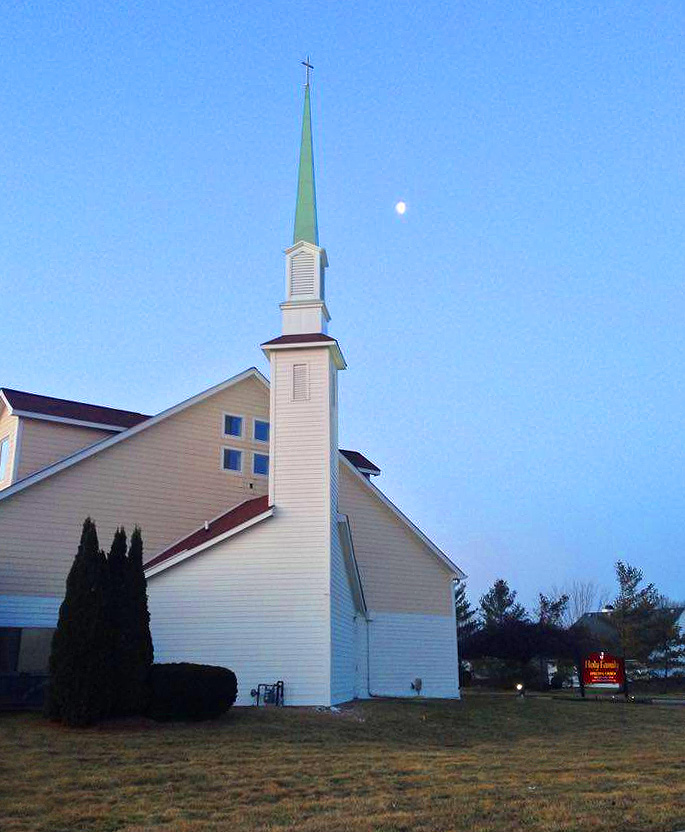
582,652,625,688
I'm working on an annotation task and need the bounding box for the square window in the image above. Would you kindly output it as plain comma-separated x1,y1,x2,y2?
223,414,243,437
253,453,269,476
222,448,242,472
0,437,9,481
254,420,270,442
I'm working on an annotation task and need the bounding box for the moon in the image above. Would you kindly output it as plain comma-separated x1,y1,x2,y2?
395,201,407,215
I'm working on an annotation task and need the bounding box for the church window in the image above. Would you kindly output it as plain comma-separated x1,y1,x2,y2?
0,437,9,481
292,364,309,401
254,420,270,442
222,448,242,473
253,453,269,476
223,414,243,438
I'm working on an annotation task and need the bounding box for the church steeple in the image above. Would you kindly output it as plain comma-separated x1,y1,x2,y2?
293,66,318,246
281,60,329,336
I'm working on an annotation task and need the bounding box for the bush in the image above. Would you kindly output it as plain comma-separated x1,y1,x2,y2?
146,663,237,721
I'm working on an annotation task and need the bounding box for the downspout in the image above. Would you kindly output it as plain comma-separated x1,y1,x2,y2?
366,613,377,698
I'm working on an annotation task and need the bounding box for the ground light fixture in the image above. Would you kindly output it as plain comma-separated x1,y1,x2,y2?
515,683,525,698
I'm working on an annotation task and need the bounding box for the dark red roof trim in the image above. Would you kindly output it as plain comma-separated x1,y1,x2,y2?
145,495,271,570
1,388,150,430
261,333,337,346
340,449,381,475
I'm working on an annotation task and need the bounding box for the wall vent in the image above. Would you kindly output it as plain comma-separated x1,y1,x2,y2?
289,251,316,296
292,364,309,401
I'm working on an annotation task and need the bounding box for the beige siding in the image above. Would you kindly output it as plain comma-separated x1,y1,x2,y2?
338,462,454,615
16,419,114,481
0,405,18,490
0,375,269,597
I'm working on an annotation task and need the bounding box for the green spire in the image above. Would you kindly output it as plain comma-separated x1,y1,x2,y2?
293,82,319,246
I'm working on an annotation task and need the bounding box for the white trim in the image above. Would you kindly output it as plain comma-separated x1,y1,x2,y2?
221,446,244,474
337,513,368,617
0,390,14,414
338,454,466,579
284,238,329,268
10,418,23,483
222,412,244,439
0,434,11,484
0,367,269,503
253,418,270,443
145,507,274,578
262,340,347,371
10,411,129,432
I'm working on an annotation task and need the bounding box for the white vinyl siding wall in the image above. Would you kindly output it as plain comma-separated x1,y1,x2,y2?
367,611,459,698
150,347,340,706
148,516,331,706
328,363,356,704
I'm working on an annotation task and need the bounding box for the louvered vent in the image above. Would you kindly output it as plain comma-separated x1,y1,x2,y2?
292,364,309,401
289,251,316,296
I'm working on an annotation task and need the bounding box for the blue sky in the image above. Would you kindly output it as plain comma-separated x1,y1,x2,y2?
2,1,684,611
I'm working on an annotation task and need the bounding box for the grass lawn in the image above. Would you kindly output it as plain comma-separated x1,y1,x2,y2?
1,694,684,832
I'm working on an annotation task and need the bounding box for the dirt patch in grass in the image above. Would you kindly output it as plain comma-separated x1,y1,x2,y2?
1,695,684,832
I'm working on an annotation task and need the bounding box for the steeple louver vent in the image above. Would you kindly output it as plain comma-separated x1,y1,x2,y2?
289,250,316,296
292,364,309,401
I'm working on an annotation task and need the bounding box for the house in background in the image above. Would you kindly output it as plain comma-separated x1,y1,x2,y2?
0,77,464,705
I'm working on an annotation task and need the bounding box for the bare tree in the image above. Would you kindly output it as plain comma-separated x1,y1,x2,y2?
550,580,610,628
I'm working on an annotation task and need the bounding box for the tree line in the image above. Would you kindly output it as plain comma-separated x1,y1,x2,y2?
455,561,684,688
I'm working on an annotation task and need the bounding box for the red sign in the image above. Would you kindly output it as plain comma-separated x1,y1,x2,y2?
582,652,625,688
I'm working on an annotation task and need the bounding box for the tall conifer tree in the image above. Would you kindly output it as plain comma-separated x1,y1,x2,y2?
122,526,153,714
46,518,113,726
454,580,479,649
107,527,129,715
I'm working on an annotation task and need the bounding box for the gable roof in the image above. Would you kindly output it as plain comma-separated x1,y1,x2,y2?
340,449,381,477
145,495,272,576
0,368,269,503
339,453,465,579
0,388,150,431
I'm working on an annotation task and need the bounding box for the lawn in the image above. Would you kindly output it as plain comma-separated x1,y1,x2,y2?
1,694,684,832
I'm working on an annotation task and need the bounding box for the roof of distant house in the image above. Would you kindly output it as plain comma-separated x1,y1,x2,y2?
145,495,272,571
1,387,150,430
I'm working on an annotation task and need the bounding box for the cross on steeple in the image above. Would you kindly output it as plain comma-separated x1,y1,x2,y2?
302,56,313,86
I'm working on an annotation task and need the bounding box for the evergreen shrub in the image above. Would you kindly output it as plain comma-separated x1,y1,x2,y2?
45,518,114,726
146,663,237,721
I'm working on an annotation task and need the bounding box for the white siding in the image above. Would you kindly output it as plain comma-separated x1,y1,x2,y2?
0,594,61,627
148,515,331,706
329,363,356,704
354,614,369,698
149,345,345,707
367,610,460,699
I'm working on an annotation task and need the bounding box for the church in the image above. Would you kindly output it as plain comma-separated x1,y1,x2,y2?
0,75,463,706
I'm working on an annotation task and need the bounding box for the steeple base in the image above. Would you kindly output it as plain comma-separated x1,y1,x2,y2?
280,300,330,335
